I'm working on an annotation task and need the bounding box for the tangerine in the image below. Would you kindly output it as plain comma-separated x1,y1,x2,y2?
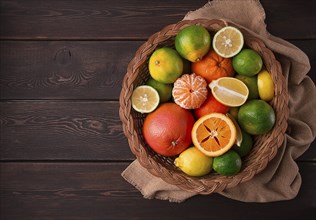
172,73,208,109
192,49,234,83
143,103,195,157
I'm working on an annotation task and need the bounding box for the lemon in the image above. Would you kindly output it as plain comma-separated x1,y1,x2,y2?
174,147,213,177
148,47,183,84
213,26,244,58
131,85,159,113
209,77,249,107
213,150,242,176
175,25,211,62
146,78,172,103
257,70,274,101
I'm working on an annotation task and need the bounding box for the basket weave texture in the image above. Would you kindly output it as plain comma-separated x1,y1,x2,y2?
119,19,289,194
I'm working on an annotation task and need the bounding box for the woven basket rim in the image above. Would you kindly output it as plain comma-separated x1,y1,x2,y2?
119,18,289,194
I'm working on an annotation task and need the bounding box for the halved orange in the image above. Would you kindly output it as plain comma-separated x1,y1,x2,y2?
192,113,236,157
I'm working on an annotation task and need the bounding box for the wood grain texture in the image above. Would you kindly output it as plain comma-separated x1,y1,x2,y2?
0,101,314,161
0,0,315,40
0,101,134,161
0,162,315,220
0,41,142,100
0,40,315,100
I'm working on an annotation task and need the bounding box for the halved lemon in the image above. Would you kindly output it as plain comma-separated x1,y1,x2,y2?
209,77,249,107
192,113,237,157
131,85,160,113
213,26,244,58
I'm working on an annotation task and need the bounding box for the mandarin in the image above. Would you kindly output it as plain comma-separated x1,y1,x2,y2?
192,49,234,83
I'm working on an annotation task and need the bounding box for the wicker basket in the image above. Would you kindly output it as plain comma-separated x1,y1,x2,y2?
119,19,289,194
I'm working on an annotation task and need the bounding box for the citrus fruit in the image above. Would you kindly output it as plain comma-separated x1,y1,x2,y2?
257,69,274,101
175,25,211,62
232,49,263,76
143,103,195,157
213,150,242,176
172,73,208,109
146,78,172,103
209,77,249,107
194,93,229,119
131,85,159,113
228,107,239,119
212,26,244,58
174,147,213,177
226,113,243,147
232,129,253,157
191,49,235,83
238,99,276,135
148,47,183,84
235,74,259,100
191,113,236,157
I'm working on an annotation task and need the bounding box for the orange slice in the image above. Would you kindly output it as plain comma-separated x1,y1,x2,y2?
172,73,208,109
192,113,237,157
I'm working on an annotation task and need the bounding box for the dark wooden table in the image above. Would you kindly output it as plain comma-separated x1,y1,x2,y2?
0,1,315,219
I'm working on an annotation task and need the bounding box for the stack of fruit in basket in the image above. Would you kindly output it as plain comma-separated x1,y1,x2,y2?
131,25,276,177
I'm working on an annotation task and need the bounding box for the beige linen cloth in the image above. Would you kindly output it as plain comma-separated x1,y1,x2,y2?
122,0,316,203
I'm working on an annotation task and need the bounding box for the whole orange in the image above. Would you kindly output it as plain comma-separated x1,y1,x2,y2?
143,103,195,156
194,94,230,119
192,49,234,83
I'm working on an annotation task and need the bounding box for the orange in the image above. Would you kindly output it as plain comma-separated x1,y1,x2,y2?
175,25,211,62
143,103,195,157
192,49,234,83
194,93,230,119
172,73,208,109
148,47,183,83
192,113,237,157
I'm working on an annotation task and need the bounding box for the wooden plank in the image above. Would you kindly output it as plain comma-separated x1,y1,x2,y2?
0,101,134,161
0,41,142,100
0,101,315,161
0,0,315,40
1,40,315,100
0,162,315,219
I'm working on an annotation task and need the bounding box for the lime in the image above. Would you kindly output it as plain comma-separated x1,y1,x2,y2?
213,150,242,176
148,47,183,84
131,85,160,113
146,78,172,103
257,70,274,101
232,130,253,157
213,26,244,58
174,147,213,177
238,99,275,135
209,77,249,107
232,49,263,76
175,25,211,62
235,74,259,100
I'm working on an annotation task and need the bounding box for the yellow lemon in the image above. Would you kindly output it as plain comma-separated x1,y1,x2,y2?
131,85,160,113
257,70,274,101
174,147,213,177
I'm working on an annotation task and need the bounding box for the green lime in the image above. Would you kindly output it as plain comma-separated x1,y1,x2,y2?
235,74,259,100
174,147,213,177
232,130,253,157
232,49,263,76
175,25,211,62
149,47,183,84
146,78,172,103
238,99,275,135
213,150,242,176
